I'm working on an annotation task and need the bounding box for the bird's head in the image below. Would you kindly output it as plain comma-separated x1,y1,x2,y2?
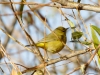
54,26,68,35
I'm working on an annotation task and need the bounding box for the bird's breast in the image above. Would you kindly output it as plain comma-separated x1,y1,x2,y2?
45,41,65,53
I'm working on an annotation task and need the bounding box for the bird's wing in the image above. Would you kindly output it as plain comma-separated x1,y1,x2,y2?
38,33,62,43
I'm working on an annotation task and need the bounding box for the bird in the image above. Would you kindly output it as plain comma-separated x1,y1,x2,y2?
26,26,68,54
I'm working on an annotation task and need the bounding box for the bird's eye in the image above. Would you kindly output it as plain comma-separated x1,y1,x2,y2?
62,30,65,32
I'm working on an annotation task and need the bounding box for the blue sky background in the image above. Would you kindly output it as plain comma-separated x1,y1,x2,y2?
0,0,100,75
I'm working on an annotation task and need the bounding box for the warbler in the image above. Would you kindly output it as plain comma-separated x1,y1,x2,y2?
26,27,68,54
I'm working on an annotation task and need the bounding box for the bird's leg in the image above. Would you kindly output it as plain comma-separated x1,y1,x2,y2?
46,52,51,61
58,53,64,59
58,53,62,57
43,50,51,61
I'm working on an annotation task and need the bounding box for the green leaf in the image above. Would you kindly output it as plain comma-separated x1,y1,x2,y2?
91,26,100,65
91,26,100,47
72,31,83,40
91,25,100,36
68,20,75,28
81,41,92,45
19,0,26,19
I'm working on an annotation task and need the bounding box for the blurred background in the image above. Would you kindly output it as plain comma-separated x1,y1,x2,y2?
0,0,100,75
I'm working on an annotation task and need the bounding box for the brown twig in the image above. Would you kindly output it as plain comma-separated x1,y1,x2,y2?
22,48,94,74
9,0,44,62
1,1,100,12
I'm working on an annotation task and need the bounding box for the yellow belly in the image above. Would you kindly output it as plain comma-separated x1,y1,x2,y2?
36,41,64,54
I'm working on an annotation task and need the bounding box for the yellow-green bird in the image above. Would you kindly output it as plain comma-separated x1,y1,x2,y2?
26,27,68,54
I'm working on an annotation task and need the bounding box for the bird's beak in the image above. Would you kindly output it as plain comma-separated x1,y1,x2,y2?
65,28,69,30
66,27,69,30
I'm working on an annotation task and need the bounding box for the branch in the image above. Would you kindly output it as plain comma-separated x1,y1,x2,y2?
47,48,93,65
52,0,100,12
0,1,100,12
22,48,94,73
9,0,44,62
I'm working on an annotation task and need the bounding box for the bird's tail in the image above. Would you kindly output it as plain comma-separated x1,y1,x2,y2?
25,44,34,47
